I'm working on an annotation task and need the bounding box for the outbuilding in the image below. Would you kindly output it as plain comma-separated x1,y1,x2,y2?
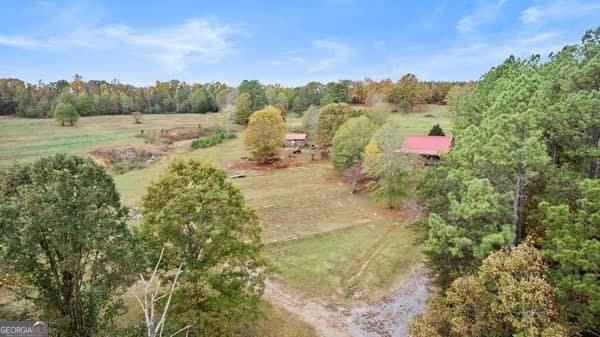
285,133,307,147
396,135,453,165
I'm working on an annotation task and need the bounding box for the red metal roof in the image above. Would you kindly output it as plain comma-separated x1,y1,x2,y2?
285,133,307,141
396,135,453,156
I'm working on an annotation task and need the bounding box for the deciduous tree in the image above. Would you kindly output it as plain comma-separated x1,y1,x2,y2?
53,102,79,126
301,105,320,141
364,122,410,208
234,92,252,125
245,106,286,162
330,115,377,170
0,154,136,337
315,103,363,147
410,242,568,337
140,160,268,336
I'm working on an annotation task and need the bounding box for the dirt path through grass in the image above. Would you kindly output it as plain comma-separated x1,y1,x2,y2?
264,268,430,337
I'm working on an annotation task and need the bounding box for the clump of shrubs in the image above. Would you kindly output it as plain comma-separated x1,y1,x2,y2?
191,129,236,149
273,160,287,169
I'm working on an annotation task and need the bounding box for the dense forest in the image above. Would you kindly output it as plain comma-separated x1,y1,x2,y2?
411,28,599,337
0,74,468,118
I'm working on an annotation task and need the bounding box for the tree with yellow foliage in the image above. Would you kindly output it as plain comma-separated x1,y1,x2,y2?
245,106,286,163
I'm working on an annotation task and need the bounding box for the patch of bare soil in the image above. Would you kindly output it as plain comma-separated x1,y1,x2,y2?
264,268,430,337
136,126,209,145
226,151,311,175
88,144,164,174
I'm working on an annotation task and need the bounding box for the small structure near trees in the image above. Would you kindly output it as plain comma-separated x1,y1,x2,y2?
285,133,307,147
396,135,452,165
132,111,143,124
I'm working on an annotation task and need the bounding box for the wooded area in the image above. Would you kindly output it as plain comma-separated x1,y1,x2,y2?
0,75,468,118
411,28,599,337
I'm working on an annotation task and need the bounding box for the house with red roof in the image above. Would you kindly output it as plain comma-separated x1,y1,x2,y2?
285,133,307,147
396,135,453,165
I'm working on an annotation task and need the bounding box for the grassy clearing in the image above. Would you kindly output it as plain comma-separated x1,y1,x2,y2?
383,104,451,136
0,113,228,169
268,222,421,301
244,302,317,337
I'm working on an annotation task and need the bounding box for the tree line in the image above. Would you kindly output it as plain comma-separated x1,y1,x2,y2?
0,74,469,119
410,27,599,337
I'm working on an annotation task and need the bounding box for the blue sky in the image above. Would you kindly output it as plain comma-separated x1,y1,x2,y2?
0,0,598,86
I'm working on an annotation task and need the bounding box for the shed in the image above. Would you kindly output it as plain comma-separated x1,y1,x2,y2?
396,135,453,165
285,133,307,147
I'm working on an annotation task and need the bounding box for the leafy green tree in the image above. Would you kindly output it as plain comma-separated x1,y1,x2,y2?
140,160,268,336
238,80,267,111
424,177,514,287
190,90,209,113
364,122,410,208
411,242,568,337
393,73,419,107
428,124,445,136
320,81,349,105
397,100,411,113
446,85,471,109
245,106,286,162
367,102,390,126
75,94,95,116
539,179,600,334
301,105,319,141
291,81,323,114
315,103,363,147
53,102,79,126
234,92,252,125
330,116,377,170
0,154,136,337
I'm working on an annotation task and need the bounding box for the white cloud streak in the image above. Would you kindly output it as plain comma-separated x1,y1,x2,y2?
456,0,507,33
308,40,352,72
388,31,569,80
521,1,600,24
0,18,244,71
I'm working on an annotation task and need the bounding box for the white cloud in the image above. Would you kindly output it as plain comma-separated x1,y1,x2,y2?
102,19,241,70
0,35,43,49
308,40,352,72
387,31,569,80
456,0,507,33
0,18,244,71
521,1,600,24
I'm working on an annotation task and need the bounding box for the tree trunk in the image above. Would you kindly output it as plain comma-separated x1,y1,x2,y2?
511,174,522,246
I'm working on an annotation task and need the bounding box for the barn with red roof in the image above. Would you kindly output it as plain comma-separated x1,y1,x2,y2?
396,135,453,165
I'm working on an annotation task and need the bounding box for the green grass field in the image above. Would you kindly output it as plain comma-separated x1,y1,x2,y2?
0,113,229,169
0,104,449,333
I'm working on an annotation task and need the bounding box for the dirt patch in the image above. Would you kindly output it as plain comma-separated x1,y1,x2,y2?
89,145,163,174
226,150,311,175
264,268,431,337
136,126,210,145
